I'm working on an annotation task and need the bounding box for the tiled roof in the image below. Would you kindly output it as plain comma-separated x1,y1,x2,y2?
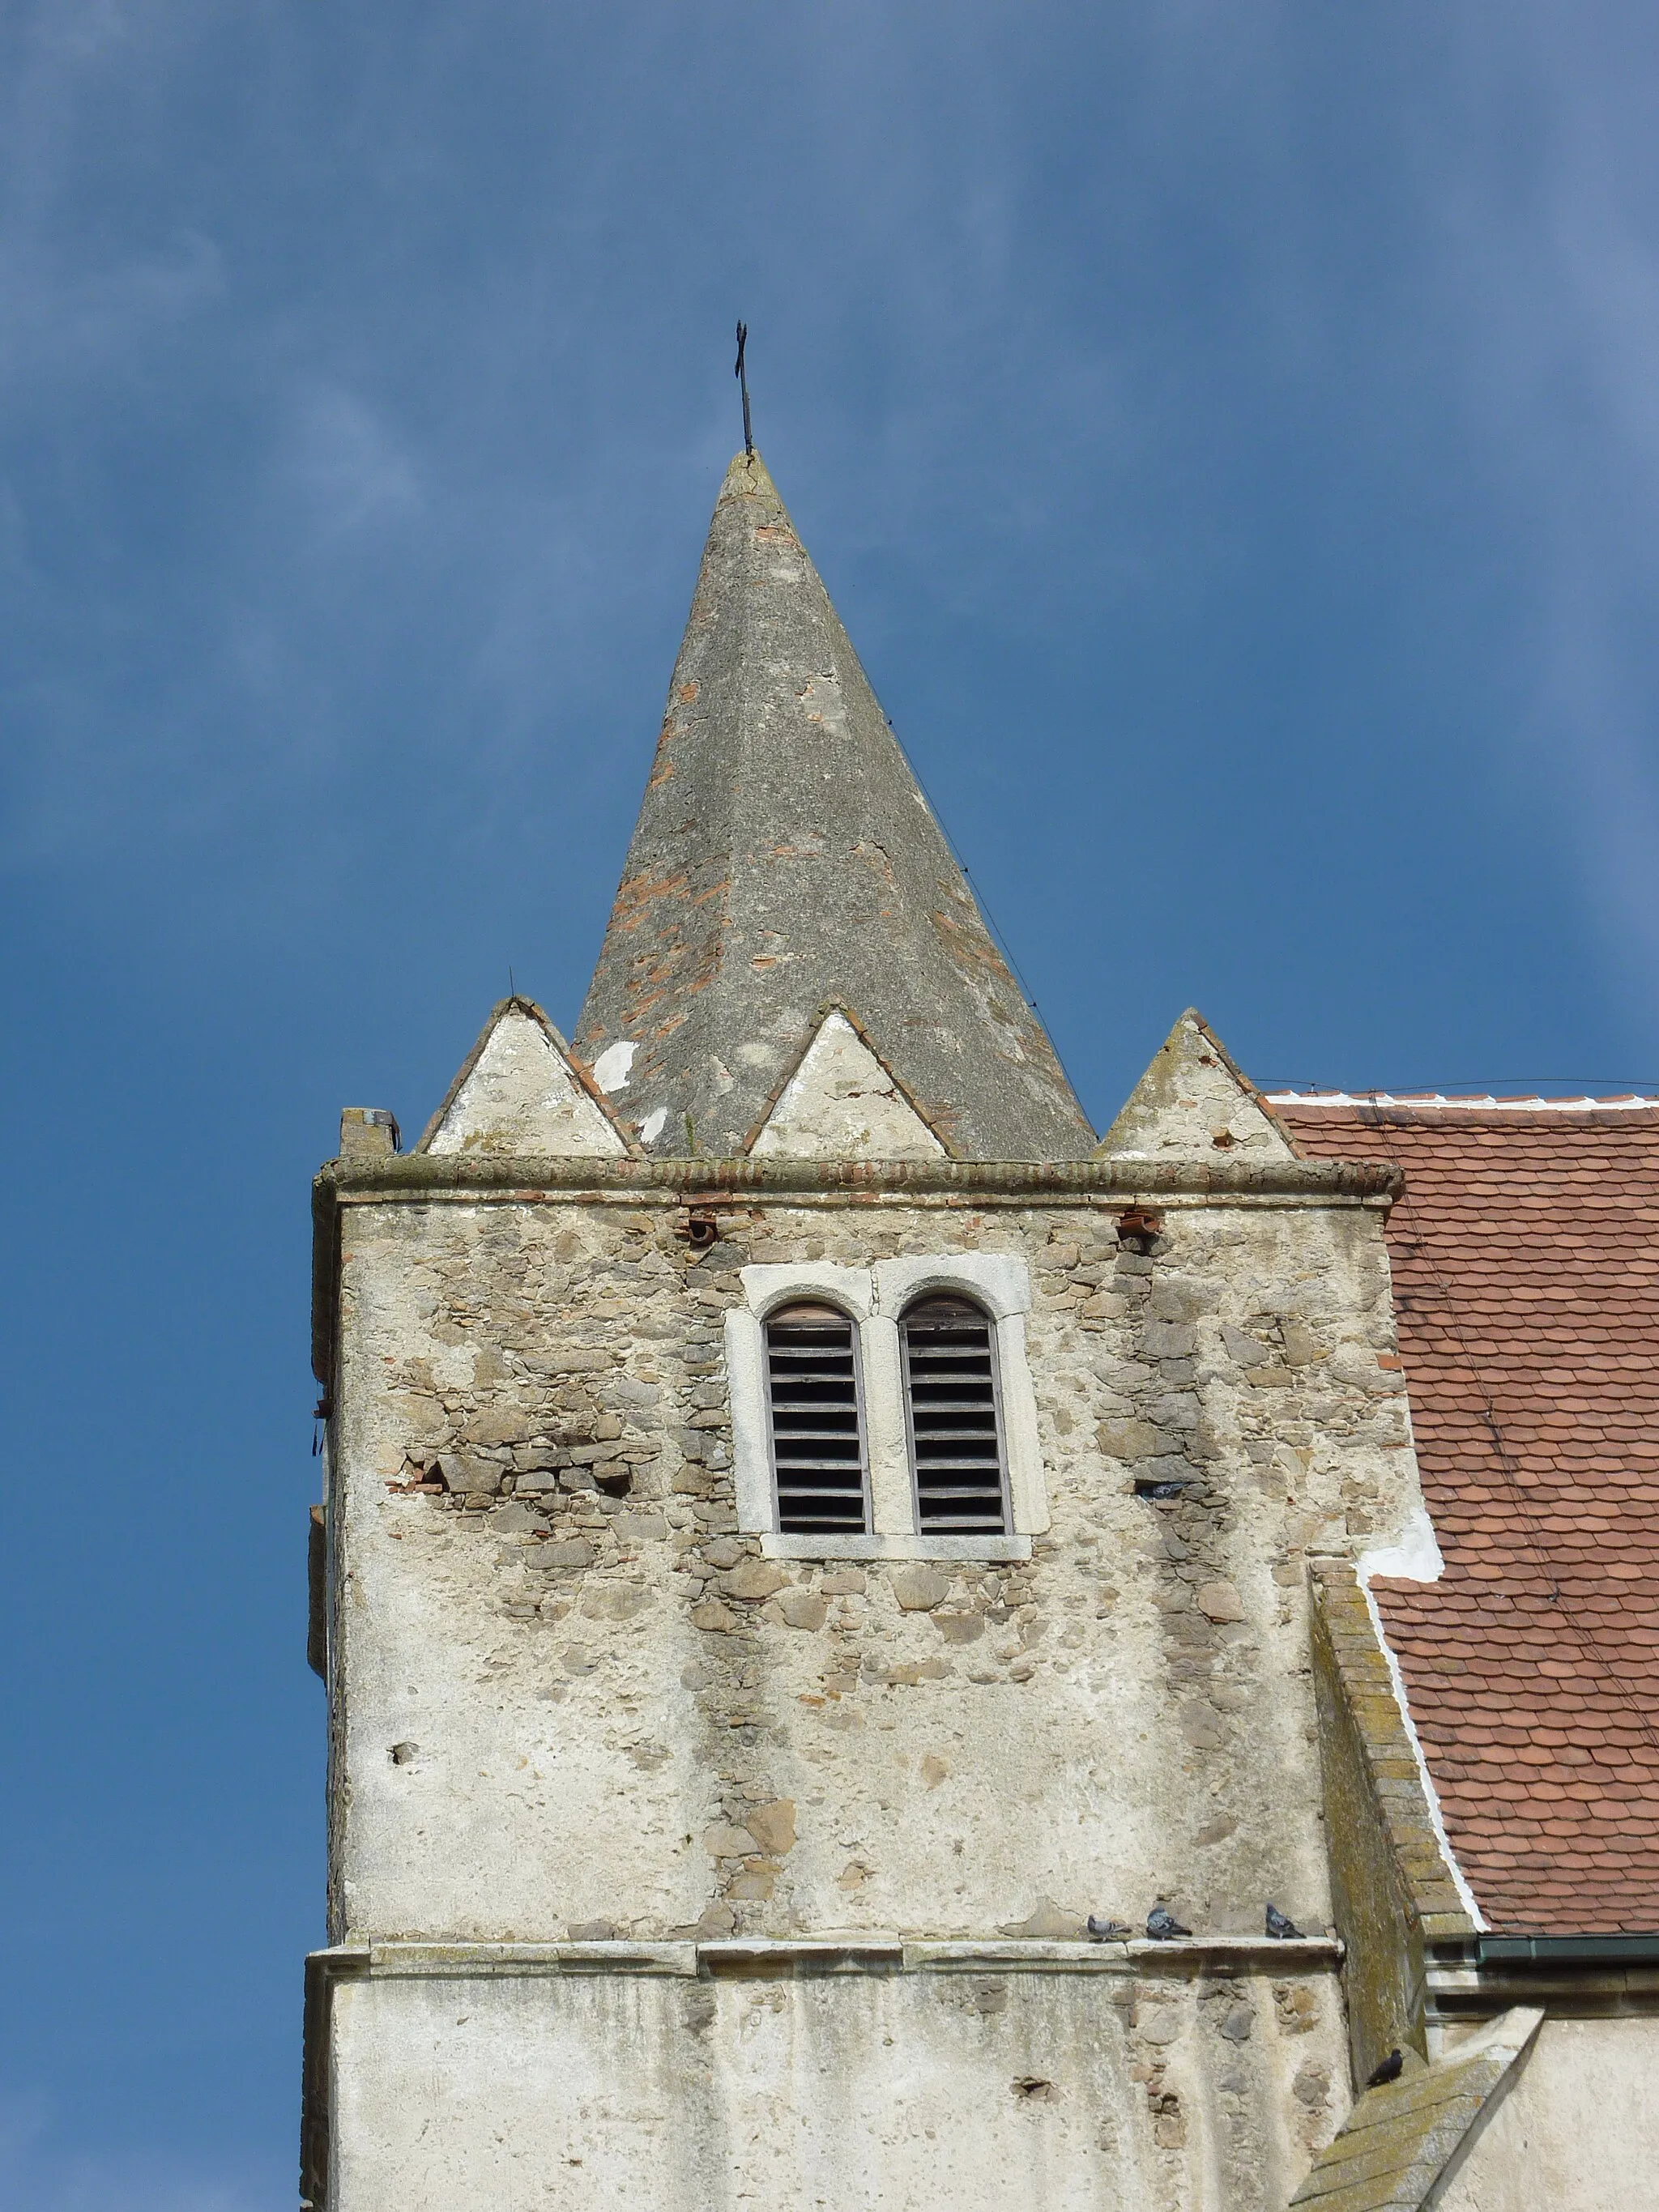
1277,1096,1659,1934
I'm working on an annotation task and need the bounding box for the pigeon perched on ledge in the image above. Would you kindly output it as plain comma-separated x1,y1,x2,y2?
1265,1903,1304,1940
1145,1905,1192,1941
1367,2048,1405,2087
1086,1915,1133,1942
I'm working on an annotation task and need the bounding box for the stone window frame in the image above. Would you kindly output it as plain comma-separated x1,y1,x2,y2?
726,1255,1045,1561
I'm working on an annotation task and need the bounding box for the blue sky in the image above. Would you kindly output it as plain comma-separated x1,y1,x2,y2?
2,2,1657,2202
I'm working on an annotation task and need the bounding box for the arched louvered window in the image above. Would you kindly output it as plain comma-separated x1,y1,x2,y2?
901,1294,1009,1534
765,1302,870,1533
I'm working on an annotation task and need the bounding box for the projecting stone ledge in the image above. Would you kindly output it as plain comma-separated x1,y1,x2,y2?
1286,2006,1543,2211
320,1153,1405,1201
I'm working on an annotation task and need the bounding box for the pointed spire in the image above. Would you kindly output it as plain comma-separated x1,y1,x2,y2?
575,451,1094,1160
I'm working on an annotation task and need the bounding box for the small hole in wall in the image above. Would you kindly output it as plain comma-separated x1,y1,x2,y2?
1133,1478,1192,1501
390,1741,418,1765
1013,2078,1062,2103
594,1468,633,1498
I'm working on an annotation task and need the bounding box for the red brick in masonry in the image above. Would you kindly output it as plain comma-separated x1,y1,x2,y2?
1280,1102,1659,1935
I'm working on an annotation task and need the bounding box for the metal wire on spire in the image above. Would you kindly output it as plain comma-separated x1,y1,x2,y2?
734,321,754,456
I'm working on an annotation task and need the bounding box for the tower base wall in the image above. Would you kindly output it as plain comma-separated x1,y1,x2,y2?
310,1944,1348,2212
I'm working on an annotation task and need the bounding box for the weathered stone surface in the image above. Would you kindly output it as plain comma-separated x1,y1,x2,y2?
703,1824,758,1859
890,1567,952,1613
744,1801,796,1856
421,999,627,1159
1096,1008,1294,1161
573,450,1094,1162
776,1591,828,1630
751,1010,946,1161
999,1897,1086,1939
326,1967,1350,2212
321,1159,1418,2206
721,1561,787,1603
1196,1580,1246,1623
1288,2007,1544,2209
533,1540,595,1570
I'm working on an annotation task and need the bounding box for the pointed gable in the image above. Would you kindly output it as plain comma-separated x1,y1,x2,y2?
418,999,629,1159
1096,1008,1294,1161
748,1008,949,1161
574,450,1094,1163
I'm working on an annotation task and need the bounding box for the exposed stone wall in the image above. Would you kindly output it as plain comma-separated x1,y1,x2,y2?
326,1179,1423,1966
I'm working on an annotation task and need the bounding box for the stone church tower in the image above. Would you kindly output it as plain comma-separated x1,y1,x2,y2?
301,453,1618,2210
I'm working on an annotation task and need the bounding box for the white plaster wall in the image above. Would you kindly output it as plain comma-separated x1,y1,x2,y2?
1431,2015,1659,2211
327,1965,1349,2212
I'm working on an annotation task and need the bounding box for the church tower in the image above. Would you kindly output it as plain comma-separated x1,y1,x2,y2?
303,452,1448,2210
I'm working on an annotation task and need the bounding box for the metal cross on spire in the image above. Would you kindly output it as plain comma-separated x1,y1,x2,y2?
734,321,753,457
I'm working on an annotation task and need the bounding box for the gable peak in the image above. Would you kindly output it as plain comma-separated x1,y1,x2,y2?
747,1005,950,1161
418,997,633,1159
1095,1008,1294,1162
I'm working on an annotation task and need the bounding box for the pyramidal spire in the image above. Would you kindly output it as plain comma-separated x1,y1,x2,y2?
574,450,1094,1161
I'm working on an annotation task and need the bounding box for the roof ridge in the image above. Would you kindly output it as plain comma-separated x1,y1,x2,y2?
1269,1089,1659,1111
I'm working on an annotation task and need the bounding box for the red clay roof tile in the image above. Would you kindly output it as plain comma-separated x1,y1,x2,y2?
1280,1099,1659,1934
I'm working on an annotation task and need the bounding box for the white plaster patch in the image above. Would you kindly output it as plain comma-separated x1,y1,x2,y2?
1358,1505,1444,1584
425,1011,625,1158
751,1012,945,1160
639,1106,668,1146
591,1040,637,1094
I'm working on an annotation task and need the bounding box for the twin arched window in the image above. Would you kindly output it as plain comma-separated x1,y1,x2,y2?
764,1294,1009,1536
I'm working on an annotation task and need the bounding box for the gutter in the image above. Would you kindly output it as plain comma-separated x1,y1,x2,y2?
1474,1933,1659,1967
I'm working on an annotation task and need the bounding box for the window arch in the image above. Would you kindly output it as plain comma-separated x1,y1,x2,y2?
899,1294,1009,1534
764,1302,870,1533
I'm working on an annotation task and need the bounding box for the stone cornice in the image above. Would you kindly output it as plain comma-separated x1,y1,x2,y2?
319,1151,1403,1204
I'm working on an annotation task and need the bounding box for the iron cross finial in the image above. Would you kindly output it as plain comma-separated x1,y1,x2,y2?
734,321,753,457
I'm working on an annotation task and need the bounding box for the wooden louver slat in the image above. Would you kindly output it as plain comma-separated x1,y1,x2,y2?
902,1296,1009,1534
766,1304,869,1533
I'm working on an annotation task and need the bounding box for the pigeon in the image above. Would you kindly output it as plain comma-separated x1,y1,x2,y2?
1265,1903,1304,1941
1145,1904,1192,1941
1366,2048,1404,2088
1086,1915,1133,1942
